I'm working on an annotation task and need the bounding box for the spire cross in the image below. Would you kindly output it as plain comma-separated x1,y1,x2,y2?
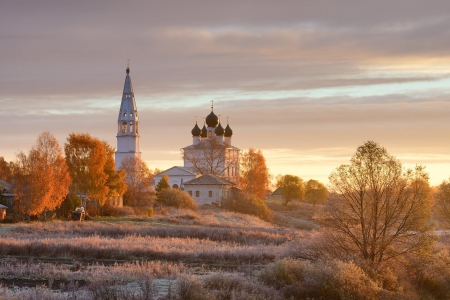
211,100,214,111
218,114,221,122
227,116,229,125
127,59,130,68
195,115,198,123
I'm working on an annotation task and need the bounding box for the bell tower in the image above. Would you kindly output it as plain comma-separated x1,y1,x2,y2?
115,65,141,170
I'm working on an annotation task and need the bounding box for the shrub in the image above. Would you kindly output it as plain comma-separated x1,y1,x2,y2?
157,189,198,211
222,191,273,222
119,206,135,216
259,258,381,300
102,203,120,217
176,275,214,300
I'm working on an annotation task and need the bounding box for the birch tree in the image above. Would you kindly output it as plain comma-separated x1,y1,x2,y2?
322,141,433,264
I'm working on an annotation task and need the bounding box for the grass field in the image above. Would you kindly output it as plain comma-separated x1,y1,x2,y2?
2,202,450,299
0,203,317,299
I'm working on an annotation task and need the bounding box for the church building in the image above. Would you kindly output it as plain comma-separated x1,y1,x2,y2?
115,66,141,170
154,105,240,205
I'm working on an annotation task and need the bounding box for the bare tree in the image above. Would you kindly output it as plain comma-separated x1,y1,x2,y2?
321,141,433,264
182,138,238,181
120,156,153,207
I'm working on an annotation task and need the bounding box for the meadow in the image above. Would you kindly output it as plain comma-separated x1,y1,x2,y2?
1,202,450,299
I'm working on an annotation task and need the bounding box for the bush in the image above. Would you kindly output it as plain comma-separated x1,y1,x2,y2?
222,192,273,222
259,258,381,300
102,203,120,217
157,189,198,211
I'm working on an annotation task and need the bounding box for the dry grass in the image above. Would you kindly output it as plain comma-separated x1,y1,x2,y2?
265,198,321,230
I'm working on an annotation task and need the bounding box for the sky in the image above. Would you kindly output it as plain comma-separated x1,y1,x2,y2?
1,0,450,186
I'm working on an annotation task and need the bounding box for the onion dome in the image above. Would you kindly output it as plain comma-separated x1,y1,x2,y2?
201,123,207,138
191,122,201,136
224,124,233,137
215,121,224,136
206,111,219,127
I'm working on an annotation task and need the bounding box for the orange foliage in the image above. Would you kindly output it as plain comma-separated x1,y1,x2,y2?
65,133,126,206
239,148,270,200
10,132,71,217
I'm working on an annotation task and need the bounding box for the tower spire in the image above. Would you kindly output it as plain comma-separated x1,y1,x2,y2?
115,65,141,170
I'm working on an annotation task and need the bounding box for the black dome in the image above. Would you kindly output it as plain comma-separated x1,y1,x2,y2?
201,124,207,138
205,111,219,127
224,124,233,137
215,122,224,136
191,122,201,136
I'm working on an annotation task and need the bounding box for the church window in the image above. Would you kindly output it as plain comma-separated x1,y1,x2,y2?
196,191,200,197
130,122,133,133
121,122,127,133
208,131,212,138
209,191,212,197
123,112,126,117
188,191,192,196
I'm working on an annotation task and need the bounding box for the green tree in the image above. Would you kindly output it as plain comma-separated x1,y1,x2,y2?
322,141,433,264
239,148,271,200
304,179,328,206
156,174,170,201
276,175,304,205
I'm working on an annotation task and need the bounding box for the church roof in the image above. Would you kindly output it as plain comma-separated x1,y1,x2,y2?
184,174,236,186
154,166,199,177
182,139,240,151
118,67,139,123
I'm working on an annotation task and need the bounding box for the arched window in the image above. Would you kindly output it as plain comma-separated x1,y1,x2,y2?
123,112,126,117
208,130,212,138
129,122,133,133
122,122,127,133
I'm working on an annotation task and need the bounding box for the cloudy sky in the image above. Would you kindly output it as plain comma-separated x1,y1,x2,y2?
2,0,450,186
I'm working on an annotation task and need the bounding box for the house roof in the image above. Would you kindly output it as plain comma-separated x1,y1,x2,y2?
154,166,198,177
0,204,7,209
184,174,236,186
272,187,283,195
0,180,11,191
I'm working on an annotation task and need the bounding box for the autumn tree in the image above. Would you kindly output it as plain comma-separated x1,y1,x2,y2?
103,142,127,199
120,156,153,207
304,179,328,206
276,175,304,205
239,148,270,199
65,133,125,207
10,132,71,219
322,141,433,264
434,179,450,228
0,157,11,181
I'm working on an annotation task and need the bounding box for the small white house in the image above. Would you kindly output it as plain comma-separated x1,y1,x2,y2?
154,166,198,190
184,174,236,205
